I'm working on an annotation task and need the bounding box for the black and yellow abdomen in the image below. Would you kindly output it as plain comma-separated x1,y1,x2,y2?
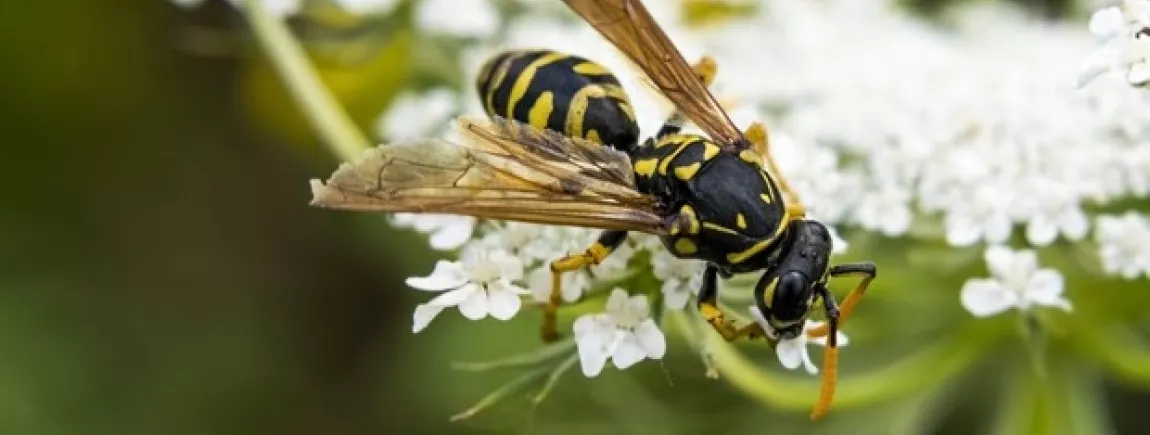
476,49,639,154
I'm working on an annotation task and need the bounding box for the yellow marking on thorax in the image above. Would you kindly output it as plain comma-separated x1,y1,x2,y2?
673,162,702,180
736,213,747,230
528,91,554,130
658,140,693,175
702,222,739,235
507,52,568,119
739,149,762,166
760,193,773,204
681,205,700,234
654,134,691,148
674,238,698,255
565,84,607,137
703,142,720,161
573,61,612,75
585,129,601,145
726,207,793,265
484,59,512,115
633,158,659,177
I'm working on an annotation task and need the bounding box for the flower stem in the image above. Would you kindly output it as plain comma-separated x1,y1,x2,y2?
239,0,371,162
451,338,575,372
530,354,578,404
706,319,1000,412
449,365,550,422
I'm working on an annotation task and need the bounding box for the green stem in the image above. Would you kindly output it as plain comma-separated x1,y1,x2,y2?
705,319,998,412
239,0,371,162
449,365,550,422
989,362,1036,435
530,354,578,404
451,338,575,372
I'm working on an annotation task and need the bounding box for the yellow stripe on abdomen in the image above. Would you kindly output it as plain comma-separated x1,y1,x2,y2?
507,52,568,120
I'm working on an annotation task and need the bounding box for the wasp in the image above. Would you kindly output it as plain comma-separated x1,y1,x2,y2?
309,0,876,421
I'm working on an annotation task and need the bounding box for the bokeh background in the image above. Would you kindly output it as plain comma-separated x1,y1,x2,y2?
2,0,1148,434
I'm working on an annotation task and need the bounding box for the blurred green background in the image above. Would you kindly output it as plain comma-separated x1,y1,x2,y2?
1,0,1148,434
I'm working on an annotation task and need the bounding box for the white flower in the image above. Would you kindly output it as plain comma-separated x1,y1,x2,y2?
1021,186,1089,246
748,306,848,375
406,249,529,332
572,289,666,377
650,250,705,310
170,0,302,17
375,88,459,141
1078,0,1150,88
390,213,476,250
527,266,591,303
1095,212,1150,279
943,184,1014,247
333,0,401,15
960,246,1072,317
415,0,499,38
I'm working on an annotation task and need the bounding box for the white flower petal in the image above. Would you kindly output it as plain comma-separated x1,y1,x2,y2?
1025,269,1072,312
412,304,445,333
574,316,614,377
605,288,631,315
945,216,982,247
486,285,524,320
456,286,489,320
405,261,468,291
984,246,1016,281
661,279,690,310
775,338,806,371
428,220,474,250
800,347,819,375
424,286,474,307
1026,215,1059,246
960,278,1017,317
1061,208,1089,241
634,319,667,359
1088,7,1123,38
611,332,647,370
1127,62,1150,85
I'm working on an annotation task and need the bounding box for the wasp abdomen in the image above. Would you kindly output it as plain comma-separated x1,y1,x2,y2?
476,49,639,154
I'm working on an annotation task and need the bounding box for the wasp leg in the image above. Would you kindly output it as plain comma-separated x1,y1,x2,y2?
657,56,718,138
541,230,629,342
744,122,806,219
696,264,764,341
807,262,877,421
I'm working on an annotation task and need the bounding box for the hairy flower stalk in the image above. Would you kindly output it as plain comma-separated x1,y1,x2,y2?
219,0,1150,430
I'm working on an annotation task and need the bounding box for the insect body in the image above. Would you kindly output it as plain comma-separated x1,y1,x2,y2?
476,49,639,153
310,0,876,422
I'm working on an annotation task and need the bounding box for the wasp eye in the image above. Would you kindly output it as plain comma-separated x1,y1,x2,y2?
772,271,811,322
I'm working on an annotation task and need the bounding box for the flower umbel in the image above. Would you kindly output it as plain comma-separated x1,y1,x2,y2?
572,288,666,377
960,246,1072,317
407,249,529,332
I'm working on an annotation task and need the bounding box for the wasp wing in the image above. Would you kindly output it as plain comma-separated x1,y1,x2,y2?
309,116,669,235
562,0,745,149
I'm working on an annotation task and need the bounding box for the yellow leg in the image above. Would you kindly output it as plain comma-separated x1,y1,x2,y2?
745,122,806,219
806,263,877,421
541,230,628,341
695,265,765,342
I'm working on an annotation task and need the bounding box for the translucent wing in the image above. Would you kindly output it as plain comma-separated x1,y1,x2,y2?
309,116,669,234
562,0,745,149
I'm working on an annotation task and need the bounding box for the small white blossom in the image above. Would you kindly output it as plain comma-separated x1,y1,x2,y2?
415,0,499,38
748,306,848,375
170,0,302,17
573,289,666,377
944,185,1014,247
960,246,1072,317
333,0,401,15
1079,0,1150,88
391,213,476,251
406,249,529,333
650,250,705,310
1095,212,1150,279
375,88,459,141
527,266,592,303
